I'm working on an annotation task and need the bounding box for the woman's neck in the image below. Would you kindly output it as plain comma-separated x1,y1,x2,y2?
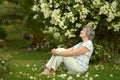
82,37,89,42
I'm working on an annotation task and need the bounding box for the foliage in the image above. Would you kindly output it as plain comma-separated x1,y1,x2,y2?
0,53,11,75
0,0,24,25
0,0,46,46
9,0,46,44
90,43,111,63
0,26,7,39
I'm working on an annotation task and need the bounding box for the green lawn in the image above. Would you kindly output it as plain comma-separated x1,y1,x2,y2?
0,40,120,80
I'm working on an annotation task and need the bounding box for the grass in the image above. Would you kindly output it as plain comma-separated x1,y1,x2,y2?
0,40,120,80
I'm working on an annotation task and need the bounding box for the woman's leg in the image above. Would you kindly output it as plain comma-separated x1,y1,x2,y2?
63,57,84,74
40,55,63,75
46,55,63,71
45,56,84,74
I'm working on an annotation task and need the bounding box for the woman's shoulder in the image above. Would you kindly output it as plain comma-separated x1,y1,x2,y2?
82,40,93,46
84,40,92,44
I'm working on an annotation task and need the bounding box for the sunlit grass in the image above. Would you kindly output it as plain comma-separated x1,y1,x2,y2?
0,40,120,80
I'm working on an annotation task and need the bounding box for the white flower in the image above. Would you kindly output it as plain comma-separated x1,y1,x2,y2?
67,12,73,18
15,63,18,67
76,73,81,77
62,25,67,30
47,75,50,78
92,0,101,7
110,74,113,77
82,7,90,15
67,76,73,80
87,21,98,29
39,0,45,3
53,32,60,39
112,22,120,31
94,74,99,77
64,12,75,23
2,61,4,63
75,0,83,4
30,76,34,80
48,27,58,33
34,67,37,71
99,2,109,15
73,3,80,8
52,78,55,80
99,1,117,22
26,64,30,67
71,17,75,23
9,72,13,75
59,21,64,28
65,30,75,38
50,9,61,25
55,3,60,8
40,3,52,18
33,64,36,67
32,68,35,71
32,5,40,12
117,12,120,17
89,77,94,80
94,65,99,70
85,72,89,77
79,5,89,19
111,1,117,13
33,14,39,19
19,71,22,74
106,12,115,22
76,23,82,28
49,0,53,4
58,74,67,79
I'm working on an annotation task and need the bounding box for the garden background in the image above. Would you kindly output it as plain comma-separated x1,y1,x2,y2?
0,0,120,80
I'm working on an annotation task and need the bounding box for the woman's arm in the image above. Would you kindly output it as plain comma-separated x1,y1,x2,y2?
65,47,73,51
52,46,89,57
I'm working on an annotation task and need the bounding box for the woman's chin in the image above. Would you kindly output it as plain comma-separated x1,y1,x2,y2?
79,35,82,37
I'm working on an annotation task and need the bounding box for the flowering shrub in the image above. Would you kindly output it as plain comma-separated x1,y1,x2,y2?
32,0,120,40
31,0,120,63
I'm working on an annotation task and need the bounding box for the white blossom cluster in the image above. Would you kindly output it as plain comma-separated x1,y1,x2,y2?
31,5,40,12
87,21,98,29
40,3,52,18
99,1,117,22
32,0,120,39
79,5,90,20
92,0,101,7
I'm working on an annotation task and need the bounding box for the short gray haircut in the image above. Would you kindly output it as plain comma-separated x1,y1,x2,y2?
84,26,95,40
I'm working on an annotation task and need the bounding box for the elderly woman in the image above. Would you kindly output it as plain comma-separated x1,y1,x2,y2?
40,26,95,75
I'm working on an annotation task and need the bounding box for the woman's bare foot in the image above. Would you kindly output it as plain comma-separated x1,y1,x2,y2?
40,68,55,75
50,69,55,75
40,68,50,75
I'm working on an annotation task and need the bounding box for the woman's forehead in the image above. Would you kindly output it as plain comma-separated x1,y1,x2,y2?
82,28,87,31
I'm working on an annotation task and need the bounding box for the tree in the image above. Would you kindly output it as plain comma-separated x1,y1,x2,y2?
0,0,46,46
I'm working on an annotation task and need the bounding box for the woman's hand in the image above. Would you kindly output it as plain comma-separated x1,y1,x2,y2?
51,48,58,56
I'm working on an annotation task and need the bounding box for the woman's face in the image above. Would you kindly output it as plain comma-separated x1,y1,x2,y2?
79,28,87,38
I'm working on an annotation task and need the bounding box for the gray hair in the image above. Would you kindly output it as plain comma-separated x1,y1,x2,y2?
84,26,95,40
